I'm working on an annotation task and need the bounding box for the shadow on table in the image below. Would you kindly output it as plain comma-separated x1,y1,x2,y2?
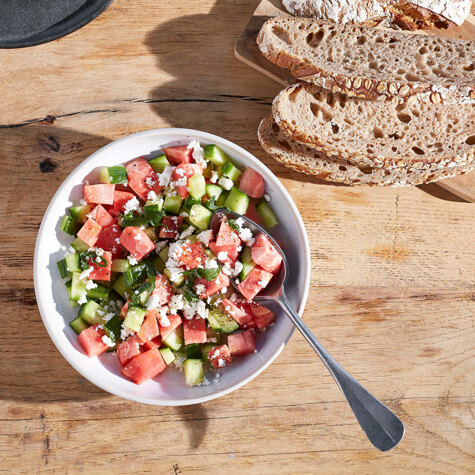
0,124,111,403
143,0,469,201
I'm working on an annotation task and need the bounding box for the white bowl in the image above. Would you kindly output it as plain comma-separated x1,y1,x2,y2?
34,128,311,405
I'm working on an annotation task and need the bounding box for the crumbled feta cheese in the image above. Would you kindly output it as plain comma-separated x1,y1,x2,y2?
179,225,195,239
187,140,207,168
79,199,86,205
124,196,142,214
85,280,97,290
159,165,175,187
77,292,87,305
157,306,170,327
217,251,228,262
96,256,102,263
221,287,227,294
102,335,115,347
115,238,121,244
205,258,219,269
127,255,138,265
180,211,189,218
173,352,186,370
182,299,208,320
133,234,142,241
145,176,156,187
210,170,219,184
258,280,266,287
253,349,258,353
95,248,104,257
197,230,212,246
233,261,243,275
146,293,160,310
147,190,161,203
169,294,184,314
79,267,93,280
264,194,270,201
217,358,225,368
218,176,234,191
195,283,206,296
103,313,115,322
155,240,167,253
120,324,135,341
175,167,185,177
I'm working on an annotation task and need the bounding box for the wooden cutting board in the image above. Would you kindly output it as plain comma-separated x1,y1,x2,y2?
235,0,475,202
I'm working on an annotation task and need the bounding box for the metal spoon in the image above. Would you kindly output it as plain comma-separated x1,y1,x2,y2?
210,209,404,451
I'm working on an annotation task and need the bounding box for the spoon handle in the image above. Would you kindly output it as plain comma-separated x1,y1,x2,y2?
275,292,404,452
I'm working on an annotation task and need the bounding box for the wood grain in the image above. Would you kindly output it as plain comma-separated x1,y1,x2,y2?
234,0,475,201
0,0,474,473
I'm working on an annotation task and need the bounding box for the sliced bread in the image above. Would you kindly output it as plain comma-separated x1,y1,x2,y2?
272,82,475,169
282,0,472,29
257,17,475,104
258,115,474,185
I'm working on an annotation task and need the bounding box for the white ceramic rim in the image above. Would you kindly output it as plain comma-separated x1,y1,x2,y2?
34,128,311,405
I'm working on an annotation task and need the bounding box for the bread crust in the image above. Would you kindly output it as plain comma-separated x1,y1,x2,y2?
257,17,475,105
258,115,475,186
272,83,475,169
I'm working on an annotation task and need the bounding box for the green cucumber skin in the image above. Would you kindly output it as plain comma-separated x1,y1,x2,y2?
163,331,183,352
59,216,81,236
86,284,110,302
69,316,89,335
189,204,212,231
163,195,183,215
203,144,228,166
207,308,239,334
185,344,202,360
159,347,176,365
107,166,128,184
123,306,146,333
256,201,279,228
78,300,106,325
183,359,204,386
224,187,249,215
104,315,122,342
205,184,222,200
71,238,89,253
57,259,71,279
149,154,170,173
221,161,242,183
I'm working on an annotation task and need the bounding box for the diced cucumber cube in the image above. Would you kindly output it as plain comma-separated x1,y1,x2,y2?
205,184,223,200
256,201,279,228
143,226,158,242
221,160,242,183
216,190,229,207
59,216,81,236
163,331,183,352
224,187,249,215
152,256,165,273
57,259,71,279
239,246,256,280
69,316,89,335
159,347,176,365
111,259,131,273
66,254,81,273
184,359,204,386
65,280,79,307
86,284,110,302
100,166,128,185
158,245,169,263
207,308,239,333
188,174,206,200
70,272,87,301
185,343,202,360
71,237,89,253
189,204,212,231
112,274,129,299
78,300,106,325
149,154,169,173
137,290,151,307
124,306,146,333
163,195,183,215
104,314,122,342
69,204,92,223
163,268,185,287
203,144,229,166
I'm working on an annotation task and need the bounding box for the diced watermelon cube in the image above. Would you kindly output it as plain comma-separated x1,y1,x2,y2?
95,224,123,259
77,217,102,247
120,226,155,260
249,303,276,330
137,315,160,343
163,145,193,165
121,347,166,385
237,266,273,301
142,336,162,351
251,233,283,274
227,330,256,356
245,201,262,226
177,242,207,270
159,216,183,239
207,344,232,369
171,163,203,199
222,298,255,328
77,325,108,357
159,313,182,340
125,157,162,201
239,167,265,198
183,318,207,345
89,204,117,227
148,275,173,308
209,241,240,264
87,251,112,281
83,184,115,205
111,190,136,216
116,335,143,367
196,272,230,299
216,218,241,248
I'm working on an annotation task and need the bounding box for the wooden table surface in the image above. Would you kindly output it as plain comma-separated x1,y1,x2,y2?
0,1,473,473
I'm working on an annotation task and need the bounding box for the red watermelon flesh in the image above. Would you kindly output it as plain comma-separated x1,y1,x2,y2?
121,347,166,385
227,330,256,356
78,325,108,357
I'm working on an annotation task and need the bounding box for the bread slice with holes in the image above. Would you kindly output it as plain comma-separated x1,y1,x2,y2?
272,82,475,169
257,17,475,104
282,0,472,29
258,115,475,186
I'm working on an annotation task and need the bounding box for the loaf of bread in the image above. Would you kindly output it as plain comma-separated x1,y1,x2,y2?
282,0,472,29
272,82,475,170
257,17,475,104
258,115,474,185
